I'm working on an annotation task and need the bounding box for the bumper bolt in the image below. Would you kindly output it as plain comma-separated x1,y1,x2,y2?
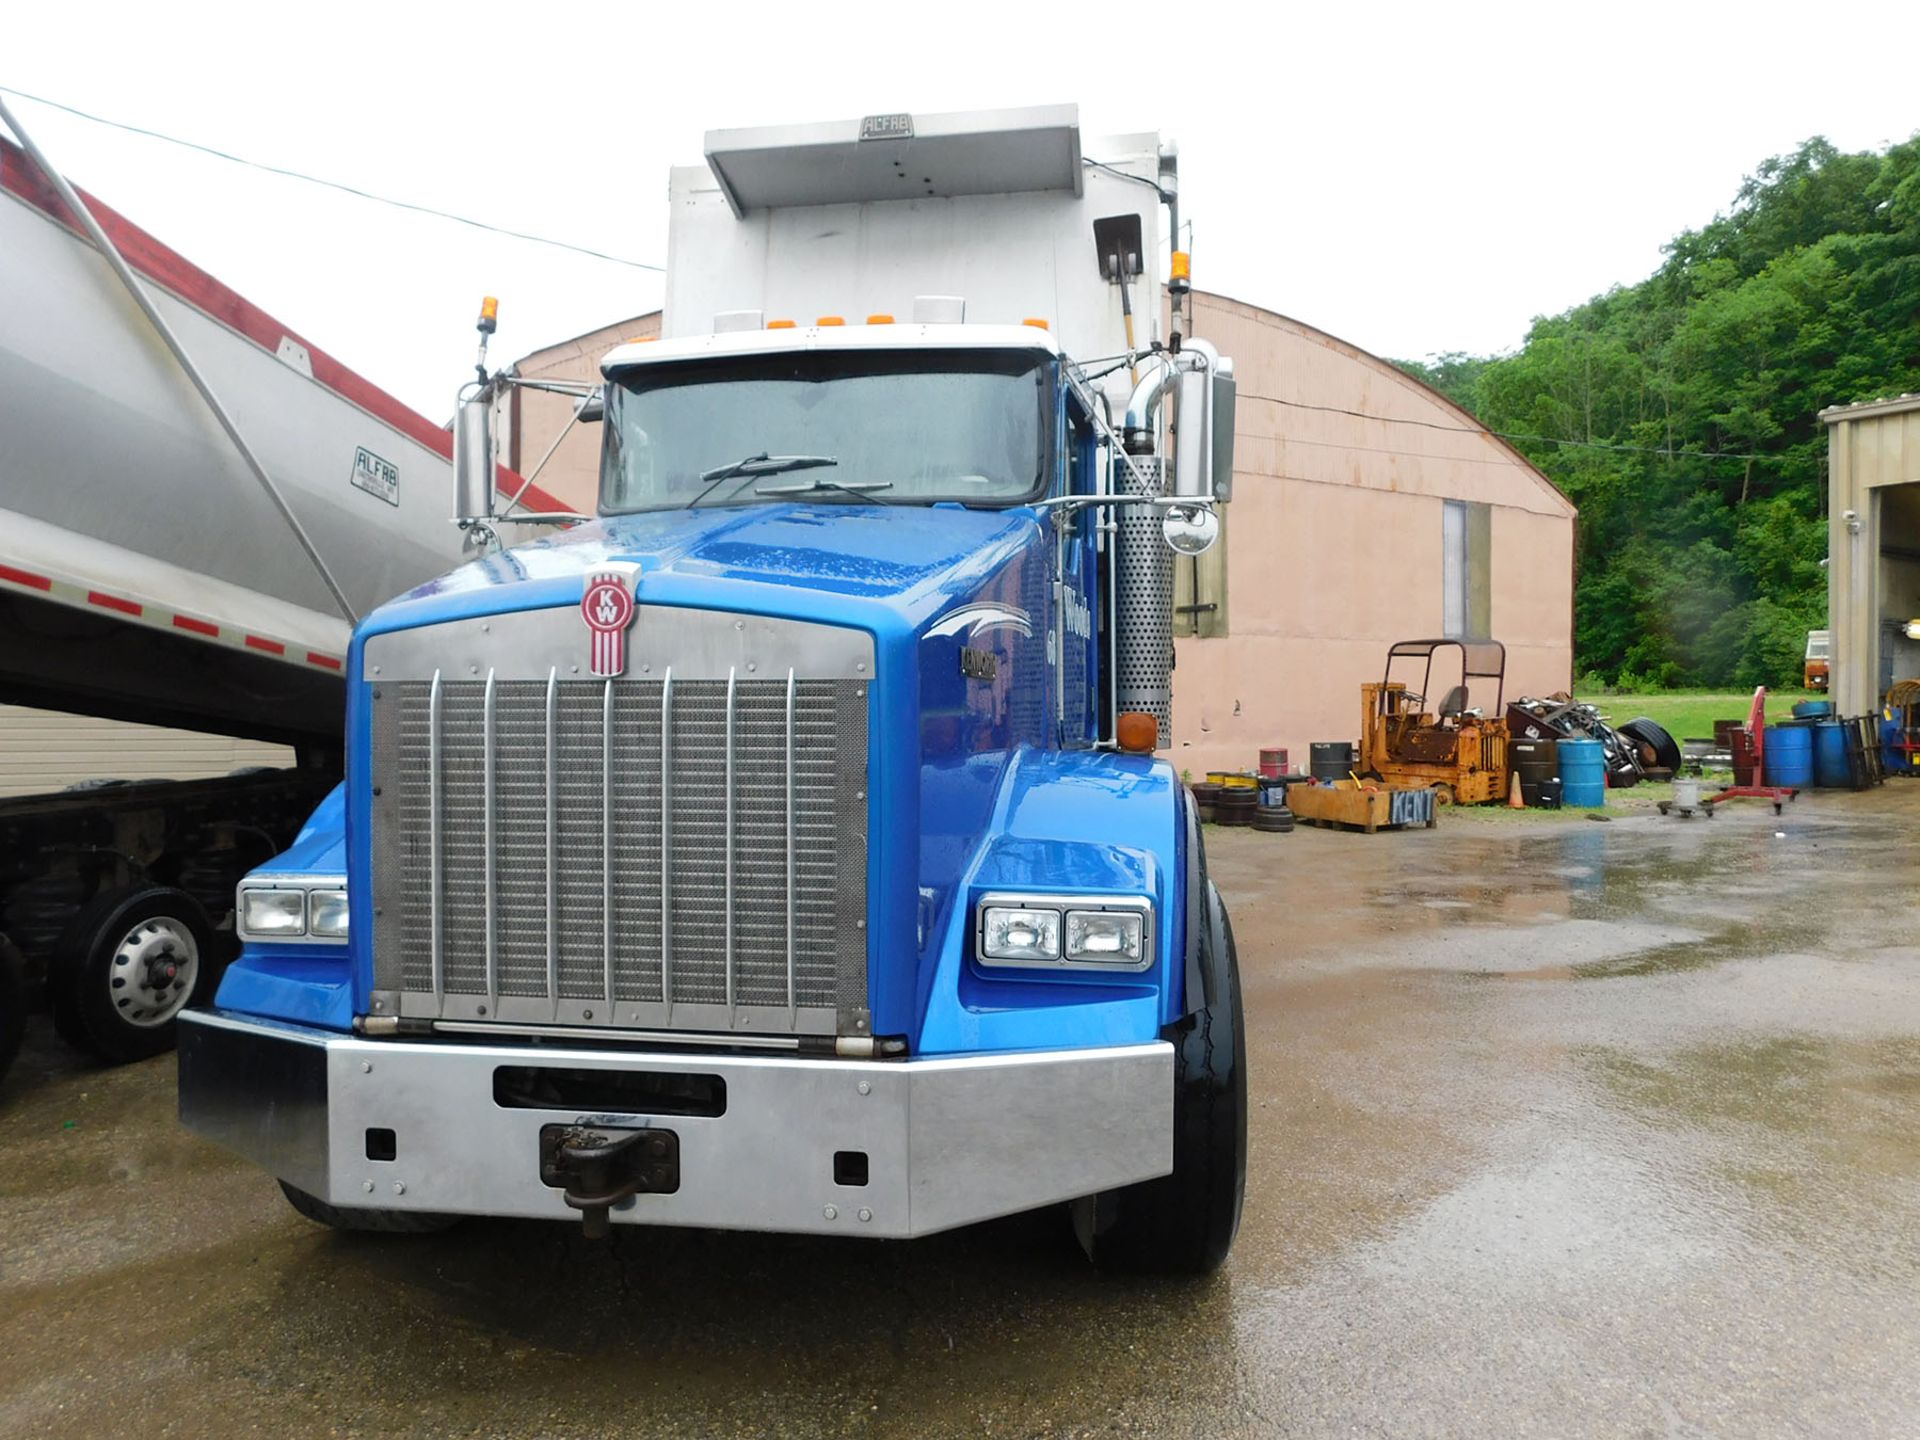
858,1208,872,1223
823,1205,838,1221
393,1181,406,1196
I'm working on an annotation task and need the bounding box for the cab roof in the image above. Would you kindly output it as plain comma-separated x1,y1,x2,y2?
601,322,1062,376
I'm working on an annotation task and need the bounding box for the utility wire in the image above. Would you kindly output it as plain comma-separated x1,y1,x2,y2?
1240,389,1768,462
0,85,665,272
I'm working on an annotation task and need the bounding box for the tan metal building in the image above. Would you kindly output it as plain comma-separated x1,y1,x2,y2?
0,705,290,800
497,294,1577,774
1821,392,1920,715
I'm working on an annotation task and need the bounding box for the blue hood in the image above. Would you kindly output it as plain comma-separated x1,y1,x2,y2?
358,503,1043,643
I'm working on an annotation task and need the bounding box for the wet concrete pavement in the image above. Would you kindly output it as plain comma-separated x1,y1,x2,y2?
4,787,1920,1437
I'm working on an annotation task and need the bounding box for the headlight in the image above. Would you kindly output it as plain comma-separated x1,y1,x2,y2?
239,887,306,937
975,893,1152,972
308,890,351,939
980,906,1061,962
1065,909,1145,964
236,879,351,944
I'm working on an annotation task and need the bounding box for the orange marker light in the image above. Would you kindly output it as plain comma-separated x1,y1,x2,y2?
477,295,500,334
1169,251,1191,282
816,316,845,327
1117,712,1159,753
866,314,895,325
1022,317,1050,330
767,319,796,329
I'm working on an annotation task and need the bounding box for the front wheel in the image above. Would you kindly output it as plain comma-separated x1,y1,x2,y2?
1075,883,1247,1276
51,886,221,1064
0,935,26,1087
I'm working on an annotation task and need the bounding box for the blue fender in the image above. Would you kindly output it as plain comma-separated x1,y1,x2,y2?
914,746,1192,1055
212,783,357,1030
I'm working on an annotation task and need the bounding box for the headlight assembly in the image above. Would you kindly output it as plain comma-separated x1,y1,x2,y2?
237,879,350,944
975,893,1152,972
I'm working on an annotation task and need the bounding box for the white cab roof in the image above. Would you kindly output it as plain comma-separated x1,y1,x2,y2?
703,105,1083,218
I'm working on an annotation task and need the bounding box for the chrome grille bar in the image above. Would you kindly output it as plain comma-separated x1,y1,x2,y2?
483,666,497,1012
429,668,444,1003
601,677,614,1006
660,666,674,1019
544,667,557,1001
724,665,737,1018
785,666,796,1023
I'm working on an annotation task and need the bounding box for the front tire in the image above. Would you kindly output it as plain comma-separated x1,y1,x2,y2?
1077,883,1247,1276
280,1182,462,1234
0,934,26,1086
51,886,220,1064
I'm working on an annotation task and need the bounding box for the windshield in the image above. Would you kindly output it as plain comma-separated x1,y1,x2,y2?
600,348,1049,512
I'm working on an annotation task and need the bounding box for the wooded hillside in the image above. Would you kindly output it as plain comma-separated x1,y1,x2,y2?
1398,135,1920,688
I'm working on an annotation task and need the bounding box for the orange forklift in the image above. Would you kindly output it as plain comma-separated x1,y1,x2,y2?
1358,639,1511,805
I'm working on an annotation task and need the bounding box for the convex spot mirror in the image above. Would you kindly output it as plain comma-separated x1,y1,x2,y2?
1162,504,1219,556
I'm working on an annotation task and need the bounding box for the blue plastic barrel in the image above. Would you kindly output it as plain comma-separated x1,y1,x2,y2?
1558,737,1607,806
1764,724,1814,788
1813,720,1852,788
1792,700,1833,720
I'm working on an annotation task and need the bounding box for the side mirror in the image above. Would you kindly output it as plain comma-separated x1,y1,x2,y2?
1162,503,1219,556
1211,359,1236,502
453,392,495,526
1173,340,1235,503
575,386,605,424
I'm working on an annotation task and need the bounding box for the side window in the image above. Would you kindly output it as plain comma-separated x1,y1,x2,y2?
1442,499,1492,640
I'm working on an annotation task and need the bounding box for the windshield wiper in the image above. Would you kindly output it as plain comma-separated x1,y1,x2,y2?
755,478,895,502
682,453,838,509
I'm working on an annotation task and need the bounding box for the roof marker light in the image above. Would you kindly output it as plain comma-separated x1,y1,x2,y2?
767,319,796,329
816,316,845,327
866,314,895,325
1022,317,1049,330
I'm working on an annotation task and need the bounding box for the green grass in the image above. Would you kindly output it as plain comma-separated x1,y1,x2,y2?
1578,690,1821,743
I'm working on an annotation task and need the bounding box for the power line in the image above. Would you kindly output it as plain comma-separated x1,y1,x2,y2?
0,85,665,272
1239,389,1767,462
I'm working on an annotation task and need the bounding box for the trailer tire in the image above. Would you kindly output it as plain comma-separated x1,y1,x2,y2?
51,886,219,1065
1075,881,1246,1276
280,1182,462,1234
0,935,27,1087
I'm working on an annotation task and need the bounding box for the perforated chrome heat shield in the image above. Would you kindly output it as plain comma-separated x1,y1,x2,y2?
1114,455,1173,740
363,607,872,1039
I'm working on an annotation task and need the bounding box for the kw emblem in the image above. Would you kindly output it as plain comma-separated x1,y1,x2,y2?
582,571,637,677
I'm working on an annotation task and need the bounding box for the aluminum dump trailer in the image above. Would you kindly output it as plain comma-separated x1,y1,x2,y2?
0,124,571,1076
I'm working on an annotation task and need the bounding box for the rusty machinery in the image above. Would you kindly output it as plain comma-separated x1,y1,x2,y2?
1359,639,1511,805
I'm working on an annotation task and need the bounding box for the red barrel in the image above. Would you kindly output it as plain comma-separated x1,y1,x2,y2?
1258,747,1289,779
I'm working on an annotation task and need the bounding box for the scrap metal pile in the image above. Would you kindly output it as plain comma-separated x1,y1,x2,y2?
1505,696,1682,787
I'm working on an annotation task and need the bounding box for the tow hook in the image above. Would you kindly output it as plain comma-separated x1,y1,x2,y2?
539,1125,680,1239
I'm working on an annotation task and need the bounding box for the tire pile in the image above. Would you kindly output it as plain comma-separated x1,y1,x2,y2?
1506,696,1684,787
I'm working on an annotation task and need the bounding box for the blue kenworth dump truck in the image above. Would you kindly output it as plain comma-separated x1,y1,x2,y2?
179,106,1246,1273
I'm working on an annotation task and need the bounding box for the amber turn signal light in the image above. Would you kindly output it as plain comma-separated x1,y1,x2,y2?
1117,712,1158,753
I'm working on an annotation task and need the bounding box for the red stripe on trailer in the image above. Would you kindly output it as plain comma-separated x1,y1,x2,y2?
245,634,287,655
0,563,53,592
172,614,220,637
0,136,570,515
307,651,343,671
87,590,142,616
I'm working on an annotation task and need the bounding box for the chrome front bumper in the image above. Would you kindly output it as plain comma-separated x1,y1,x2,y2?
177,1010,1173,1238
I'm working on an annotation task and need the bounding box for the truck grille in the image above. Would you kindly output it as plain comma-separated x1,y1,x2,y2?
365,606,871,1038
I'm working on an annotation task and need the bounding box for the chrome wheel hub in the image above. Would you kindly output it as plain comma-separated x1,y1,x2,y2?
111,918,198,1027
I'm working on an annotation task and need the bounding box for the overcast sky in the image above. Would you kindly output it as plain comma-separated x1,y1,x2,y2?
8,1,1918,420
